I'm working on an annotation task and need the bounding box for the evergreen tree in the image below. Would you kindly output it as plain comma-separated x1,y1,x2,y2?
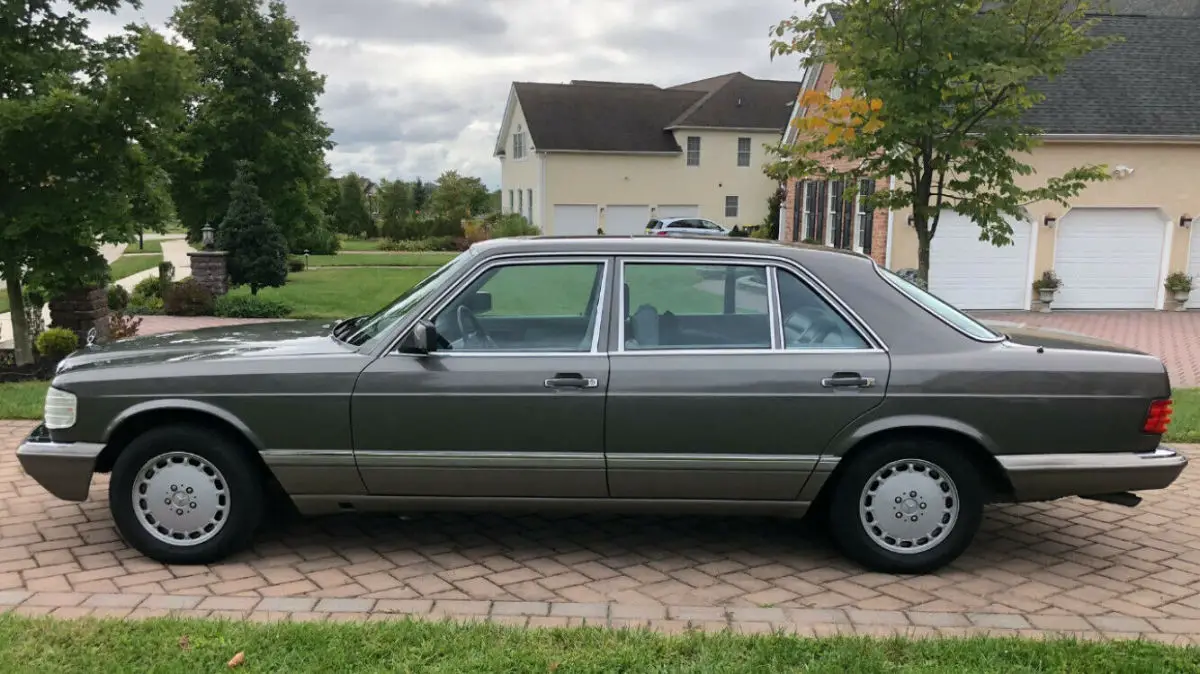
217,163,288,295
411,178,431,212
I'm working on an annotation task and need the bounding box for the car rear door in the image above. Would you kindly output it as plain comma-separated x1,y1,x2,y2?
351,255,614,498
604,256,889,501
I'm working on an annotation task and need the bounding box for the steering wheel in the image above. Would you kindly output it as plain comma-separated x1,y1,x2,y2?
455,305,498,350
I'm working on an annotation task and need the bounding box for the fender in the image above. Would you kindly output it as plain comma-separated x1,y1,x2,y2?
103,398,265,451
825,413,1000,459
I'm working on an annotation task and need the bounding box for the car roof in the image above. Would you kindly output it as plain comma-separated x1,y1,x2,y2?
469,235,870,263
655,216,707,224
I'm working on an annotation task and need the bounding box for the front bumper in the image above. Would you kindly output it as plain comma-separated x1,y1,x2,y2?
16,425,104,502
998,446,1188,503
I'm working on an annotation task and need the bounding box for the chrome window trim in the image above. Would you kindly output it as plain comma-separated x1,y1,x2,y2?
383,255,612,357
872,262,1004,344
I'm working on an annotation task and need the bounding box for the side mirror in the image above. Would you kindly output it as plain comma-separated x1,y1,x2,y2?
398,319,439,355
465,291,492,314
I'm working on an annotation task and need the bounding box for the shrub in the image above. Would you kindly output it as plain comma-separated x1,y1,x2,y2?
158,260,175,284
109,312,143,341
35,328,79,360
463,220,488,245
214,295,293,319
163,278,215,316
287,257,306,273
1032,270,1062,292
107,285,130,311
132,276,163,302
127,296,164,315
750,225,774,239
1165,271,1193,294
490,213,539,239
379,236,458,252
22,285,46,343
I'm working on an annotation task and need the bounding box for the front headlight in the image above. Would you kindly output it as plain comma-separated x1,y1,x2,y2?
44,387,78,430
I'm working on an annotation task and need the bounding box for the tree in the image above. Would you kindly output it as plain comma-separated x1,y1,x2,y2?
216,163,288,295
767,0,1113,282
0,6,194,365
332,173,375,237
168,0,337,254
376,179,413,240
428,170,491,226
411,178,432,213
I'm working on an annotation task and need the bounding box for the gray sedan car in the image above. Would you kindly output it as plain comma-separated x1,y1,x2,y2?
17,236,1187,573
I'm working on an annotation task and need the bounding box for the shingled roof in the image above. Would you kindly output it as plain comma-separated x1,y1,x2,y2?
502,73,801,154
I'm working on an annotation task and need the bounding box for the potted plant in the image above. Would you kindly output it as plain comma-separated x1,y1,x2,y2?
1165,271,1193,311
1032,270,1062,313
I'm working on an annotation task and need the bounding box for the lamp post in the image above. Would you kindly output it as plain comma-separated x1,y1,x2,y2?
201,224,215,250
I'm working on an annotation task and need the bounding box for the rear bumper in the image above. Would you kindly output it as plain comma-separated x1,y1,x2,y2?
16,426,104,502
998,446,1188,503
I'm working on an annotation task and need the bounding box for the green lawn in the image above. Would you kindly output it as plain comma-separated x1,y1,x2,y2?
226,267,434,319
0,380,47,419
1170,388,1200,442
338,237,384,251
0,616,1195,673
0,290,7,314
125,239,165,255
108,253,164,281
306,252,459,268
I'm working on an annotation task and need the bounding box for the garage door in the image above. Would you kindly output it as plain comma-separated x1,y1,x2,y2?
1054,208,1165,309
605,205,651,236
552,204,598,236
656,205,699,219
928,211,1033,310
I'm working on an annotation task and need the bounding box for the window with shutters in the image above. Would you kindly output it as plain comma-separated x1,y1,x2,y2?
857,179,876,255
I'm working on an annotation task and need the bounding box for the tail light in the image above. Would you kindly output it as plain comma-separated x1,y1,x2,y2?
655,230,669,237
1143,398,1173,435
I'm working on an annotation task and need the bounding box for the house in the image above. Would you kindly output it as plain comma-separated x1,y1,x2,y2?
779,7,1200,311
494,73,801,236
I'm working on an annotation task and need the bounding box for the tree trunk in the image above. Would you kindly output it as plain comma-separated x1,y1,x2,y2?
5,273,34,366
915,225,932,284
139,229,145,250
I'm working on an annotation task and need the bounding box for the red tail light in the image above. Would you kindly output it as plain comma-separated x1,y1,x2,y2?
655,230,669,236
1143,399,1173,435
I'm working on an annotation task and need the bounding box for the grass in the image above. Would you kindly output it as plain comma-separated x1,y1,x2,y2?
125,239,165,255
306,252,459,267
108,253,164,282
0,616,1196,673
225,267,434,319
0,290,7,314
1169,388,1200,442
0,380,47,419
338,237,384,251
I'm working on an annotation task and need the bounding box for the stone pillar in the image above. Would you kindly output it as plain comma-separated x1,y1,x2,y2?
188,250,230,297
49,286,110,345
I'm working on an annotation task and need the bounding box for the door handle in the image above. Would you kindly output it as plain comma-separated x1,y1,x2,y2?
544,373,599,390
821,372,875,389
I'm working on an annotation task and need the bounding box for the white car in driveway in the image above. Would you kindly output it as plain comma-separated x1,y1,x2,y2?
645,217,729,237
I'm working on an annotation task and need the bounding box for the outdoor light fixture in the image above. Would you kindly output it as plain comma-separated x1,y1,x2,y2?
201,224,215,249
1043,215,1057,228
1181,214,1193,228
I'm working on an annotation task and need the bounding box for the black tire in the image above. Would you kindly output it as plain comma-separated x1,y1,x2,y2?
828,437,983,574
109,424,264,565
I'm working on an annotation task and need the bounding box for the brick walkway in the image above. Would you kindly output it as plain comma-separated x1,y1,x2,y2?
2,419,1199,641
976,311,1200,387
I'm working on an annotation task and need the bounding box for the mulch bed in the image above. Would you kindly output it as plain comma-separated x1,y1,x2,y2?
0,349,58,383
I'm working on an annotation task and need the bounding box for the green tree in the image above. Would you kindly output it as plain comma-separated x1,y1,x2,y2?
216,163,288,295
0,6,193,364
376,179,413,240
332,173,375,237
428,170,491,226
129,148,177,250
168,0,337,254
767,0,1113,282
411,178,431,213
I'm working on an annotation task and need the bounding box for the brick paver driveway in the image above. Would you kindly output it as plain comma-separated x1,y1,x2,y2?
975,311,1200,387
2,419,1199,641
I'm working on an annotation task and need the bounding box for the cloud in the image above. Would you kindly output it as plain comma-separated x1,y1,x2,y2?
87,0,809,187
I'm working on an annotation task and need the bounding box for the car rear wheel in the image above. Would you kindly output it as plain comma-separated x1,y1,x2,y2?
109,425,263,565
828,438,983,574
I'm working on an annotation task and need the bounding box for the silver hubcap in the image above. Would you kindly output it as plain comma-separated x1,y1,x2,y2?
132,452,229,546
859,458,959,555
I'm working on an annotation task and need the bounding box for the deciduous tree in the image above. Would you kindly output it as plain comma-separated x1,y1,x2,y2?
376,179,413,240
428,171,491,227
332,173,375,238
767,0,1113,281
216,163,288,295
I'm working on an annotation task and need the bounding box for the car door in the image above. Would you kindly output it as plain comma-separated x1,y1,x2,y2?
352,256,613,498
605,256,889,501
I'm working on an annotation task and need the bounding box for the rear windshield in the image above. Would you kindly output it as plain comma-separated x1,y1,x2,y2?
877,267,1002,342
646,219,662,230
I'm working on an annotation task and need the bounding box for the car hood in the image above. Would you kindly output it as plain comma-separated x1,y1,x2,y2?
982,320,1147,355
56,320,351,374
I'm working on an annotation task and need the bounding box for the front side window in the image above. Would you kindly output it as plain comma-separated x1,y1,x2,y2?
686,136,701,166
622,262,769,351
776,270,870,350
725,196,739,218
433,262,606,352
343,252,477,347
879,267,1001,341
737,137,751,167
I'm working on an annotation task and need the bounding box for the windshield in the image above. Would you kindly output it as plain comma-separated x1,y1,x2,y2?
340,252,475,347
877,267,1002,342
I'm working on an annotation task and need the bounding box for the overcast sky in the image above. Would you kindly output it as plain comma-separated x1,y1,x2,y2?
88,0,807,188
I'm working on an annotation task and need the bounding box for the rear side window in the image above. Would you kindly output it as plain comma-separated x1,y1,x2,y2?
646,219,662,230
878,267,1001,341
667,220,691,229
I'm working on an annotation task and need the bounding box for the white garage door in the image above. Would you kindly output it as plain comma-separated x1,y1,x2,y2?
605,205,651,236
1186,223,1200,309
929,211,1033,310
656,205,699,219
1054,208,1165,309
552,204,598,236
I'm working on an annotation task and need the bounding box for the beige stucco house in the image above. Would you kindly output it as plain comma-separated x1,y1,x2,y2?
781,7,1200,311
494,73,801,236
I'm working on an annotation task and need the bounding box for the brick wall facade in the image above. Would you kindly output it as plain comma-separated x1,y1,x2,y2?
48,287,110,345
189,251,230,297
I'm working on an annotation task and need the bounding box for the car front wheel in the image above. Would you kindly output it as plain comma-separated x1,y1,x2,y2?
109,424,263,565
828,438,983,574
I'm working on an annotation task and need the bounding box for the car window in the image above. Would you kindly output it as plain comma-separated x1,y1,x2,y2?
433,262,605,352
666,220,690,229
342,252,475,347
621,262,770,351
776,270,870,350
878,266,1001,341
701,220,723,231
646,219,661,230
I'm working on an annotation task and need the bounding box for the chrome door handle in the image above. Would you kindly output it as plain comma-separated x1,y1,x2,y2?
821,373,875,389
544,374,599,389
